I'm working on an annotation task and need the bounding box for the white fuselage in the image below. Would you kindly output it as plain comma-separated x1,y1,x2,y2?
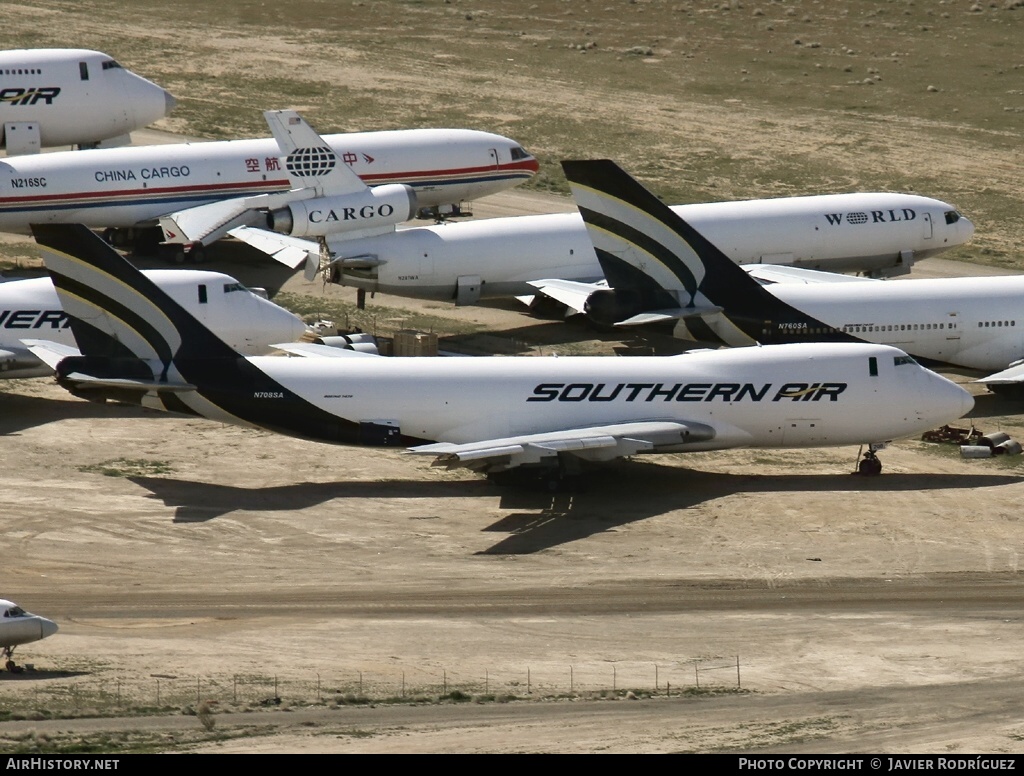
0,599,57,650
0,129,537,232
0,270,306,377
227,342,971,451
326,192,974,302
764,277,1024,372
0,49,174,153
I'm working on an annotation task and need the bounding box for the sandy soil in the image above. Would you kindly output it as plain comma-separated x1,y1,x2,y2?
2,224,1024,751
0,6,1023,749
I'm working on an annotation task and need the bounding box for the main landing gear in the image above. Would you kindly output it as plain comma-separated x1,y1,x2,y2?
3,646,23,674
855,445,884,476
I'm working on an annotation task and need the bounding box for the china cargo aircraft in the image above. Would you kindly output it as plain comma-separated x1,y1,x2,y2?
0,49,175,155
0,115,537,258
1,598,57,672
26,224,970,483
232,179,973,307
0,269,306,378
552,159,1024,398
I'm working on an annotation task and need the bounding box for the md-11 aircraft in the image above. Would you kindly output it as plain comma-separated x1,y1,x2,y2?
0,268,306,378
0,114,537,259
1,598,57,672
231,178,973,307
26,224,971,484
550,159,1024,397
1,49,175,155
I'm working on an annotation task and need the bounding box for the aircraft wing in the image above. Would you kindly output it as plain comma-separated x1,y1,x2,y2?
743,264,880,285
976,362,1024,386
408,419,715,472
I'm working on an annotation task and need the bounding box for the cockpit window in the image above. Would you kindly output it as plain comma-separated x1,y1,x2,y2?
510,146,531,161
223,282,248,294
894,355,917,366
944,210,961,225
3,606,26,618
101,60,123,71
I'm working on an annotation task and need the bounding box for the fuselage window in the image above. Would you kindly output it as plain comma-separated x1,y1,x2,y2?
79,62,89,81
198,284,208,304
869,356,878,376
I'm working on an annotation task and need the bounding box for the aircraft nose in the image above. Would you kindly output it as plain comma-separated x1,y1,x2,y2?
39,618,58,639
961,215,975,243
275,305,308,343
929,373,974,424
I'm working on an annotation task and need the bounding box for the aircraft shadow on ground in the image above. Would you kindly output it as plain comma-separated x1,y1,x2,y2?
128,476,495,523
130,461,1021,554
477,459,1023,555
0,670,88,682
964,390,1024,422
0,390,164,435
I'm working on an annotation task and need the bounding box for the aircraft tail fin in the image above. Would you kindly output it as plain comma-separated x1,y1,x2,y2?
264,109,367,196
31,224,239,375
560,159,787,323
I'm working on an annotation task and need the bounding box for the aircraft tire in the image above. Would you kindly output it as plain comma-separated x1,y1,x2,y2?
858,456,883,476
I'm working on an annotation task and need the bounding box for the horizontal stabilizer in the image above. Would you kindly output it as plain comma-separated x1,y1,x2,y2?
60,372,196,393
408,420,715,471
615,306,723,327
160,197,268,247
21,339,82,370
228,226,314,269
743,264,879,286
527,278,607,314
976,362,1024,386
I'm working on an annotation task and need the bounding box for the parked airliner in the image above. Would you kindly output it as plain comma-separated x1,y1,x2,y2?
231,180,973,307
0,116,537,258
27,224,971,483
554,158,1024,397
0,268,306,378
1,598,57,672
1,49,175,155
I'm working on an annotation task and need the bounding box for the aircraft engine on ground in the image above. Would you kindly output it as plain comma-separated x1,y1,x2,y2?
266,184,416,238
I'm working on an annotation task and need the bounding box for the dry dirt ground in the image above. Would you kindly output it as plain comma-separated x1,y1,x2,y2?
3,221,1024,752
1,1,1024,754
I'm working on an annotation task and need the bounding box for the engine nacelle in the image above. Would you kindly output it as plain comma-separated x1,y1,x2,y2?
315,333,380,355
266,184,416,237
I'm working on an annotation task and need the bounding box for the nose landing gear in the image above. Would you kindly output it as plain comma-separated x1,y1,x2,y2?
855,445,884,476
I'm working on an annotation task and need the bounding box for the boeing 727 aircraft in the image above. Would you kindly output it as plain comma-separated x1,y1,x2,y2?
1,49,175,154
1,598,57,672
551,159,1024,397
0,269,306,378
27,224,971,484
0,115,537,258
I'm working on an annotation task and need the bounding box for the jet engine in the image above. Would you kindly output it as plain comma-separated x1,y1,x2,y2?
314,332,380,355
266,184,416,238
